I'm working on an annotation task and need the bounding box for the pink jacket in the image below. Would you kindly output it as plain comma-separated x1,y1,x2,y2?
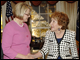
2,20,31,59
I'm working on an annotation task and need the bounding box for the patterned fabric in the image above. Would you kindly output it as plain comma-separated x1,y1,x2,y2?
39,29,79,59
57,38,62,59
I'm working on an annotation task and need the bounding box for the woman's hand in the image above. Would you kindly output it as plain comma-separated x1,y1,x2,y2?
26,52,42,59
25,53,34,59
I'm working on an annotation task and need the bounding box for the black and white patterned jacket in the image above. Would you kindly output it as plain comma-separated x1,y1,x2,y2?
39,29,79,59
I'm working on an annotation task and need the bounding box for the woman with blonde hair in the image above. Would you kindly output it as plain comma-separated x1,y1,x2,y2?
29,11,79,59
2,2,33,59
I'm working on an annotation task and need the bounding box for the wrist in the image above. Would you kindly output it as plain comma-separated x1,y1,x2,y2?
15,53,26,59
22,55,26,59
32,54,37,59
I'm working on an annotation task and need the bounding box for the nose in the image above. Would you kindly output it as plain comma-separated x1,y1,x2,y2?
50,22,52,26
28,15,30,18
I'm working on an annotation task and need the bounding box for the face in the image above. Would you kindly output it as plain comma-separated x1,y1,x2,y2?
23,9,30,22
50,18,61,32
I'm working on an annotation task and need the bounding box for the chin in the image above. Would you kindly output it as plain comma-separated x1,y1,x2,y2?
24,20,28,22
51,28,54,31
51,29,54,32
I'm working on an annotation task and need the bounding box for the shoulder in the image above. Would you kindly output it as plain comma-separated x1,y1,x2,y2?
45,30,54,37
3,21,14,32
4,21,13,29
46,30,53,34
23,23,28,27
66,29,76,36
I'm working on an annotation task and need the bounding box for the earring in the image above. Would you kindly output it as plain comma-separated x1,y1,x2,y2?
58,28,61,31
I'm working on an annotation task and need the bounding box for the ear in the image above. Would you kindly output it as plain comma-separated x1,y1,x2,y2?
59,25,62,29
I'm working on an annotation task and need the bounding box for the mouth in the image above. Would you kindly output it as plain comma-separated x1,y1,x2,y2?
51,26,54,28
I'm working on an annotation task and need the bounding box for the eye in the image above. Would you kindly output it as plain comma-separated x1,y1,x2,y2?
25,14,30,16
52,20,54,22
52,20,55,22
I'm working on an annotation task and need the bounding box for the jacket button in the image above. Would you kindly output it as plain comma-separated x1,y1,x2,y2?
26,35,28,37
27,46,29,48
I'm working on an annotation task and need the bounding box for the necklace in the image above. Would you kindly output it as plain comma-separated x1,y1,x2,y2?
14,18,24,27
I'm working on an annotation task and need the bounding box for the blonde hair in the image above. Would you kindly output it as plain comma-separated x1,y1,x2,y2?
51,11,69,30
12,2,32,20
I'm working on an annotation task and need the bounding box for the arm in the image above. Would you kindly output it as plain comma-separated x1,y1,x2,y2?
2,24,33,59
70,31,79,59
29,31,50,59
15,53,33,59
15,53,26,59
2,24,18,59
29,52,42,59
38,30,49,59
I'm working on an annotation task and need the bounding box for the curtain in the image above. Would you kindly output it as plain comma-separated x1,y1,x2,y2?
1,1,76,6
30,1,76,6
30,1,42,6
30,1,58,6
66,1,76,3
56,1,78,31
2,2,7,29
45,1,58,5
1,1,6,5
13,1,25,3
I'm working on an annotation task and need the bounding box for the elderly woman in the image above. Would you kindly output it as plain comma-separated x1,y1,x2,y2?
2,2,33,59
29,11,79,59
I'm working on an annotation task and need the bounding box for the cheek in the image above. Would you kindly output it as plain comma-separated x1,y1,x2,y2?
51,23,57,27
23,15,25,19
23,16,27,19
51,24,59,30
